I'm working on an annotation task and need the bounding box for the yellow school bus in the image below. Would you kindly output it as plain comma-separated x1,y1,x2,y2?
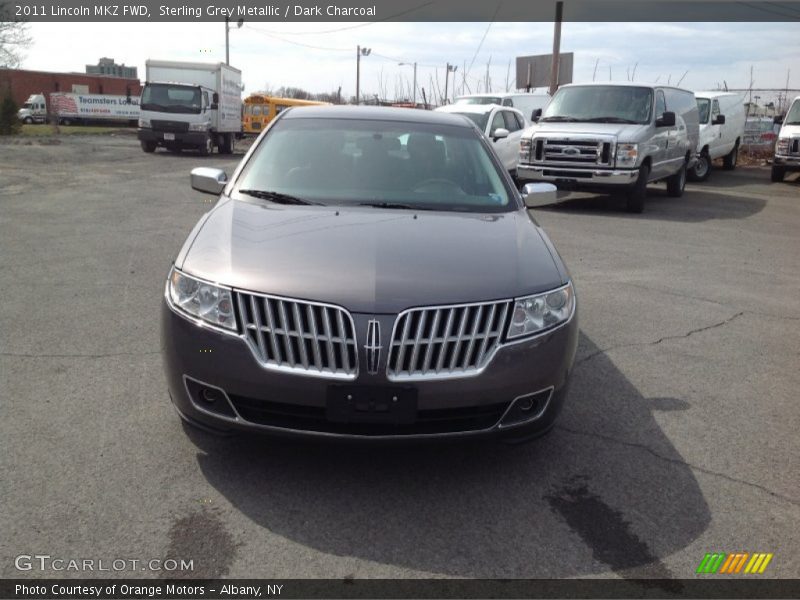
242,95,330,135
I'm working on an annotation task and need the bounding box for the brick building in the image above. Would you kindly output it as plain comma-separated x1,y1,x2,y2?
0,68,142,106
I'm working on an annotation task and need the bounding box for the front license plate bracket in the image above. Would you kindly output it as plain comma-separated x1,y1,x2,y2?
327,386,417,425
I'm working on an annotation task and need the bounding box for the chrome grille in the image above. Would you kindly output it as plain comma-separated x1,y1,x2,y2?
531,137,613,167
237,292,358,378
387,300,511,380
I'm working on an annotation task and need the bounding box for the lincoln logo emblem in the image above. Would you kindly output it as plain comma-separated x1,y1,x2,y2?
365,320,381,374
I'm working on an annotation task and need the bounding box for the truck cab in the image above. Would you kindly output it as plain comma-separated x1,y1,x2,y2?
17,94,47,124
772,96,800,182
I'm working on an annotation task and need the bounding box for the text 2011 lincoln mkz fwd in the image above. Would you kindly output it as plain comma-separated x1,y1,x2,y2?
162,106,578,442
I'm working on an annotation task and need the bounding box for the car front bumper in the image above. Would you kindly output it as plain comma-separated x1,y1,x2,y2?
161,297,579,442
773,154,800,169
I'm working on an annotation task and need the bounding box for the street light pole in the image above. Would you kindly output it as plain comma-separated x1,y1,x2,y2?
399,62,417,106
356,45,371,105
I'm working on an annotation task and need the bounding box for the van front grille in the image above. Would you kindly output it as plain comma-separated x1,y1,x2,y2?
529,137,614,167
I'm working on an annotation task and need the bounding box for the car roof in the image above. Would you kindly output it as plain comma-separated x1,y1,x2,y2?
280,105,475,128
693,91,744,100
456,92,548,99
559,81,692,93
435,103,504,115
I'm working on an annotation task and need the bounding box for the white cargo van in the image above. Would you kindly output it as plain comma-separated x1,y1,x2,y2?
689,91,746,181
454,92,550,122
771,96,800,182
138,60,242,155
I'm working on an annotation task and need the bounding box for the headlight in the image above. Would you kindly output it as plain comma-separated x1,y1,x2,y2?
519,136,532,162
189,121,210,132
138,118,150,128
167,268,236,330
506,283,574,340
616,143,638,167
776,137,790,155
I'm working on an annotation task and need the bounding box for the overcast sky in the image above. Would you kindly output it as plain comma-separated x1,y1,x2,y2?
20,21,800,104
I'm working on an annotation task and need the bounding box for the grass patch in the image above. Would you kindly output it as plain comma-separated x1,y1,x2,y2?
19,124,135,137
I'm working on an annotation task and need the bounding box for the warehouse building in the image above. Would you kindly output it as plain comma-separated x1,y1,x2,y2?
0,67,142,106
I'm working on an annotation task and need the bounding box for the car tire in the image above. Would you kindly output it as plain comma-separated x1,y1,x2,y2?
198,135,213,156
771,166,786,182
688,151,711,182
722,142,738,170
626,164,649,213
23,116,33,124
140,140,157,153
666,162,687,197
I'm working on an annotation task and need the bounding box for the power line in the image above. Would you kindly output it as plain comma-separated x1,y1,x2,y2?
464,1,503,82
244,25,351,51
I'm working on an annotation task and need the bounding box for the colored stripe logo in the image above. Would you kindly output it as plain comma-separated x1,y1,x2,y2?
697,552,773,574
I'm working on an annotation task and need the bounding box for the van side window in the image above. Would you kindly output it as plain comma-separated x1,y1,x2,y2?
712,99,720,118
502,99,513,107
655,90,666,116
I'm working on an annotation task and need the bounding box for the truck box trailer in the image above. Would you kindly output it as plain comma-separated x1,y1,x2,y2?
137,60,243,155
17,92,140,125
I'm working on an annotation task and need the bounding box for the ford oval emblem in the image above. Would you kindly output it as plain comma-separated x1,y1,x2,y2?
563,147,580,156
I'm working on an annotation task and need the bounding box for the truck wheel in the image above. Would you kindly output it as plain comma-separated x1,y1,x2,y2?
688,151,711,182
626,165,649,213
722,142,738,170
23,117,33,124
141,140,157,153
667,162,687,197
199,135,213,156
770,166,785,182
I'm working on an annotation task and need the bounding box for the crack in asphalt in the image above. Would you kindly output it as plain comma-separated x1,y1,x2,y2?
574,311,747,367
0,350,162,359
556,425,800,508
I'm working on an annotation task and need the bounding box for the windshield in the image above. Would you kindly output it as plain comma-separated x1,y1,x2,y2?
456,112,490,131
697,98,711,124
140,83,202,114
786,100,800,125
456,96,502,106
542,85,653,124
235,118,513,213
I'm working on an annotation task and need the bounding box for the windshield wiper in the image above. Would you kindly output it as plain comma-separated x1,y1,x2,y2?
582,116,639,124
539,116,579,122
238,189,321,205
359,201,435,211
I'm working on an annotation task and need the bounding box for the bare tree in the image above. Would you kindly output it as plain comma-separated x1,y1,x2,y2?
0,3,31,68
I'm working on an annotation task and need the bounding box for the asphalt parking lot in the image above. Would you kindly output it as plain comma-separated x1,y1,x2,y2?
1,134,798,581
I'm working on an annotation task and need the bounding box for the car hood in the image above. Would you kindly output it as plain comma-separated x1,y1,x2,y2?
532,121,650,141
178,199,564,314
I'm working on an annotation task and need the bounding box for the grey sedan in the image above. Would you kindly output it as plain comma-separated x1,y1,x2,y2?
162,106,578,442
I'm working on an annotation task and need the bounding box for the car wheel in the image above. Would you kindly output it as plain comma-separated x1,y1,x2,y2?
23,116,33,124
666,162,687,197
688,151,711,182
199,135,213,156
771,166,786,182
626,164,649,213
140,140,157,153
722,143,738,170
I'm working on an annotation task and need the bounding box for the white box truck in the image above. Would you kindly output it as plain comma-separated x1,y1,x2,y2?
138,60,243,155
17,92,139,125
689,91,746,181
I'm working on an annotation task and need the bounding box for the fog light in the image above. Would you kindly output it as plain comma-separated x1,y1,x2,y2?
498,388,553,428
518,397,535,412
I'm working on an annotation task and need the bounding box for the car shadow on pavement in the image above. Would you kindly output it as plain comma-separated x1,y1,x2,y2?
185,332,710,579
536,185,766,223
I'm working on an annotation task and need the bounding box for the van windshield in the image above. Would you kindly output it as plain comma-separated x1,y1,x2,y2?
786,100,800,125
697,99,711,124
542,85,653,124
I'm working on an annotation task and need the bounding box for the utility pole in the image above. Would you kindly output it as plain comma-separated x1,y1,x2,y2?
444,63,451,105
356,45,371,104
399,62,417,105
225,17,243,66
549,0,563,96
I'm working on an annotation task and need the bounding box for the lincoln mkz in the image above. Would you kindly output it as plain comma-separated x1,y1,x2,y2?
162,106,578,442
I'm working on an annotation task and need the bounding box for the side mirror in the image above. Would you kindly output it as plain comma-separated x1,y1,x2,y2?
521,182,557,208
773,115,783,125
656,111,676,127
712,114,726,125
492,127,510,141
190,167,228,195
531,108,542,122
